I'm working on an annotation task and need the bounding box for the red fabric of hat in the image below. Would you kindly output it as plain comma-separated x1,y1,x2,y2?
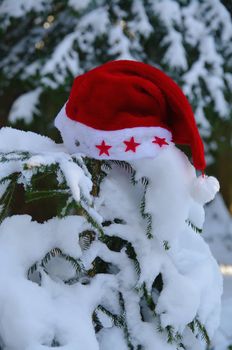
55,60,206,171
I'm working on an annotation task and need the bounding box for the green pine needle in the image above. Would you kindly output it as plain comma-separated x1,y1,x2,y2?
0,174,19,223
25,189,69,203
163,240,170,250
186,219,202,234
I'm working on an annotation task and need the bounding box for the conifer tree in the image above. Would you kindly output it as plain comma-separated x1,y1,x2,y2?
0,1,230,349
0,115,222,349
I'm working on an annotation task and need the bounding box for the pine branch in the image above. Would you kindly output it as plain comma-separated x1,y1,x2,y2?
142,282,157,314
41,247,63,266
188,318,210,346
51,339,60,347
119,292,134,350
41,247,84,276
195,319,210,346
79,230,96,251
101,161,112,173
75,201,105,239
188,320,195,333
0,174,19,223
102,234,127,253
83,158,106,197
27,247,85,285
0,151,30,163
92,310,103,332
163,240,170,250
28,262,38,276
97,305,124,328
126,242,141,277
25,189,69,203
58,196,74,217
186,219,202,234
167,325,175,344
23,162,59,173
110,160,135,175
139,177,153,239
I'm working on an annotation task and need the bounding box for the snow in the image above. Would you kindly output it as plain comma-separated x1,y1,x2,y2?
108,23,134,60
162,29,188,70
204,194,232,265
0,127,92,204
201,0,232,42
78,8,109,36
131,146,195,245
95,145,222,346
68,0,91,12
151,0,182,27
0,215,117,350
181,1,231,120
1,0,231,346
213,294,232,350
0,127,223,348
199,194,232,349
156,261,200,331
8,88,42,124
151,0,187,70
0,0,46,18
42,7,110,87
59,159,92,202
191,175,220,205
130,0,153,38
97,327,128,350
0,127,62,154
42,33,80,87
210,276,232,350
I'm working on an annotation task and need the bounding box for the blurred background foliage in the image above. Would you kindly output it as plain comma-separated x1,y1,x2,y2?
0,0,231,211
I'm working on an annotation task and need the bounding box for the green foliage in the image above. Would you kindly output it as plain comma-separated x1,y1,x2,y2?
186,219,203,234
195,319,210,346
188,318,211,347
0,173,19,223
140,177,153,239
163,240,170,250
28,247,85,285
126,242,141,277
0,146,214,348
142,282,156,314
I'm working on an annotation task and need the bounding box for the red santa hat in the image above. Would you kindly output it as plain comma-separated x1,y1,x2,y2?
55,60,206,171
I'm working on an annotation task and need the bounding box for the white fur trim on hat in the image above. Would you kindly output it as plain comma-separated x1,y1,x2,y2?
55,106,173,160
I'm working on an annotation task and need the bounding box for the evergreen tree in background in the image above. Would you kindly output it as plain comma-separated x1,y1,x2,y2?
0,0,231,208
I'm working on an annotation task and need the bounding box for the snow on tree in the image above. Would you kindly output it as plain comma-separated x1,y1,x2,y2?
0,2,230,349
0,68,222,349
0,126,222,349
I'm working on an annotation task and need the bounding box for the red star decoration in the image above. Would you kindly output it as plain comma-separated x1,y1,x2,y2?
152,136,169,147
124,137,141,153
96,140,112,156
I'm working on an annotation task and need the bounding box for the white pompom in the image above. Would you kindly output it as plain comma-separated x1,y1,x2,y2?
191,175,220,205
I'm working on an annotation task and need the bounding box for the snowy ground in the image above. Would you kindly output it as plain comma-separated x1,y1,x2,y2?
204,196,232,349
